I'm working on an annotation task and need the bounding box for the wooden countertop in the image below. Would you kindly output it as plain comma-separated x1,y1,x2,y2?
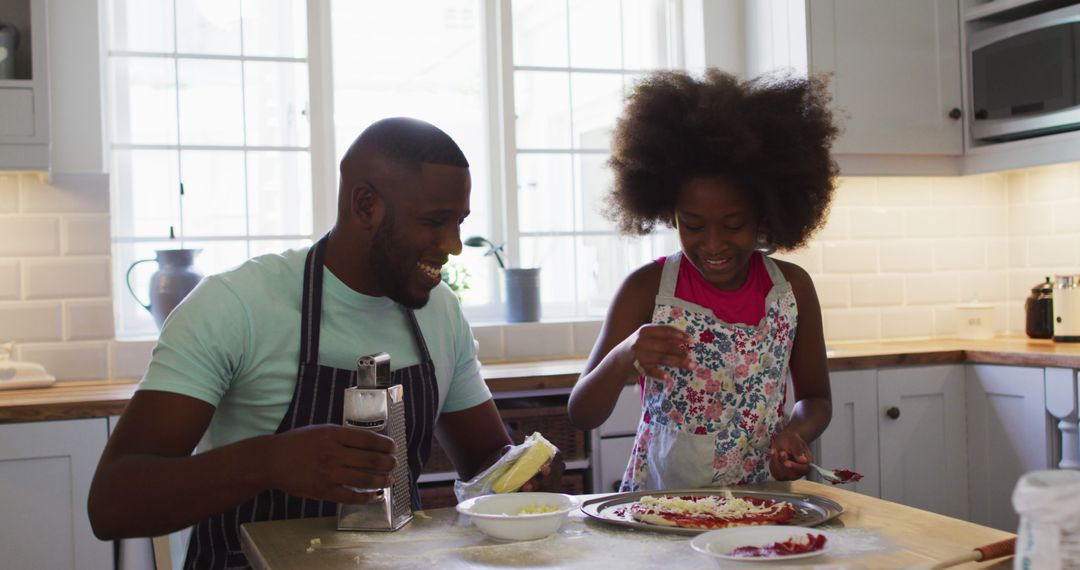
3,337,1079,423
240,480,1014,569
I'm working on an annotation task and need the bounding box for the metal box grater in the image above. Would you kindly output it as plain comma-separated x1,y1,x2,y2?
337,354,413,531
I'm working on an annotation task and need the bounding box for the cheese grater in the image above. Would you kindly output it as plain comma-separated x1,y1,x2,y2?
337,352,414,531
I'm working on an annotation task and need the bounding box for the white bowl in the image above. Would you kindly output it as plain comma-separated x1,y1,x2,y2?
455,492,579,541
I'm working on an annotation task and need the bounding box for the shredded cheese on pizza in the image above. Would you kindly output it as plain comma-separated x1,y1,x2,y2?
629,492,796,529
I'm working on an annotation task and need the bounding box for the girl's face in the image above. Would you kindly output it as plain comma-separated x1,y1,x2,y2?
675,175,760,291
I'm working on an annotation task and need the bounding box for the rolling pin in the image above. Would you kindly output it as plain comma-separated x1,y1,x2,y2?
929,537,1016,569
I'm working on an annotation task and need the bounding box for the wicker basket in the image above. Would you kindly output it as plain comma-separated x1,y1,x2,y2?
499,404,587,460
417,471,587,509
421,400,587,474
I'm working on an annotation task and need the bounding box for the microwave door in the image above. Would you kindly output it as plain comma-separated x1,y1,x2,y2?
971,18,1080,141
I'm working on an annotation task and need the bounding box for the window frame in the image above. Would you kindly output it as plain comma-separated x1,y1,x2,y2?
106,0,685,336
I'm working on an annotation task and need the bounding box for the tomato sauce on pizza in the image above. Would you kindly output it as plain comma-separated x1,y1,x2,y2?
629,493,796,529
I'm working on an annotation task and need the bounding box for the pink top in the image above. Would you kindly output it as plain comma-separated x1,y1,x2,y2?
656,251,774,326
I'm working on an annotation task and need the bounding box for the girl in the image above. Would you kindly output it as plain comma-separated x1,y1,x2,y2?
568,69,837,491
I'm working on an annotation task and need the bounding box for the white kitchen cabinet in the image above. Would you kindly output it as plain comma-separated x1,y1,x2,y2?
879,364,969,520
595,436,636,493
966,365,1053,532
816,369,881,498
0,0,50,169
806,0,963,159
0,418,112,570
591,384,641,493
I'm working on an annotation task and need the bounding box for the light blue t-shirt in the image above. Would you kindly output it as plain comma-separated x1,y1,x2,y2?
138,246,492,452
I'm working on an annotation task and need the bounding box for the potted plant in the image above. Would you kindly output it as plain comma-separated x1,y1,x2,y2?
440,259,471,302
464,236,540,322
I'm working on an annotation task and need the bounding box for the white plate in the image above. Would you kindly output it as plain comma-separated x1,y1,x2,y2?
690,526,834,562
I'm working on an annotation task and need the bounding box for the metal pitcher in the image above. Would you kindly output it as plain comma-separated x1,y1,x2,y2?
125,249,203,329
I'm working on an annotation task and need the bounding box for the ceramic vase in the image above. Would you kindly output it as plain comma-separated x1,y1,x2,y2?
125,248,203,329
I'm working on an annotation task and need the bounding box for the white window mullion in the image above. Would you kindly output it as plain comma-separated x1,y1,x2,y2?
171,0,185,248
306,0,336,238
238,5,252,258
496,0,521,271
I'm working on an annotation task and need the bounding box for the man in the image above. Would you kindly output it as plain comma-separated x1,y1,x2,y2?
88,118,563,569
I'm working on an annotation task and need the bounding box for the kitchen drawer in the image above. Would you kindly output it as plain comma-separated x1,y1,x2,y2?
598,384,642,437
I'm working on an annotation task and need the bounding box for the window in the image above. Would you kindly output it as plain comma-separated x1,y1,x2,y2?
107,0,680,337
107,0,313,337
504,0,680,319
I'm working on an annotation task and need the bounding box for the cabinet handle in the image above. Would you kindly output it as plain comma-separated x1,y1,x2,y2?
885,406,900,420
948,107,962,120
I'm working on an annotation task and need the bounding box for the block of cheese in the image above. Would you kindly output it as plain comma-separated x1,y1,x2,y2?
492,432,555,493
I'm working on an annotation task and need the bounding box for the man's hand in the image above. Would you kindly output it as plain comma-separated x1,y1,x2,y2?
519,449,565,493
268,424,398,504
768,429,811,481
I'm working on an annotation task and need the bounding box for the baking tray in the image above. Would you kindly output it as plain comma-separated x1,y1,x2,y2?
580,488,843,536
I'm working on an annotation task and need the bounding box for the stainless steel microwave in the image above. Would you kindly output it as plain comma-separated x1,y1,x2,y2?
969,3,1080,142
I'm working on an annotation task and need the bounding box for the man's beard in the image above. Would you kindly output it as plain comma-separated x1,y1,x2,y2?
370,211,430,309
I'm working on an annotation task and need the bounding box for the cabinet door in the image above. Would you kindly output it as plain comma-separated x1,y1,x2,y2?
817,369,881,497
966,365,1052,532
595,436,636,493
598,384,642,437
879,365,968,520
0,418,112,570
807,0,963,155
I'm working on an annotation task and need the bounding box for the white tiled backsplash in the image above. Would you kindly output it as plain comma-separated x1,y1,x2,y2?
1,164,1078,380
0,172,155,382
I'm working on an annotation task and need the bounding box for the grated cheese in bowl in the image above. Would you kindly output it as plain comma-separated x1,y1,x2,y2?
516,503,561,515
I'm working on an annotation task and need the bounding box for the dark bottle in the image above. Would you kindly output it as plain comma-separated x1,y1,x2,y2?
1025,277,1054,339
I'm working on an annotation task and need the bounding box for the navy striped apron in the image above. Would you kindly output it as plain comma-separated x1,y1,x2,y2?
184,235,440,569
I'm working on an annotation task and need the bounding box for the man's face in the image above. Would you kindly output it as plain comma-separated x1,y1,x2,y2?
368,164,470,308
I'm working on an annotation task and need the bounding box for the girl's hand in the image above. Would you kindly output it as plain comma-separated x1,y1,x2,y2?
768,429,811,481
621,324,696,380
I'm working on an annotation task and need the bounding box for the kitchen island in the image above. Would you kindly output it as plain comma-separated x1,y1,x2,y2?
240,480,1013,569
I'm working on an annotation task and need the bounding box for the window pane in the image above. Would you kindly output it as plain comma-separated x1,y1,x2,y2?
241,0,307,58
246,151,312,235
249,239,311,257
176,0,242,55
179,150,246,236
449,248,493,307
181,240,250,276
111,149,180,238
519,236,575,318
568,0,621,69
110,57,178,145
244,61,310,147
109,0,174,53
331,0,492,271
514,70,571,149
577,154,613,232
571,72,623,149
177,59,245,146
622,0,670,69
576,233,654,316
511,0,568,68
516,154,574,233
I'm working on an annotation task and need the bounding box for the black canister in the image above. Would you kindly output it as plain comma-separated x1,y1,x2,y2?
1025,277,1054,339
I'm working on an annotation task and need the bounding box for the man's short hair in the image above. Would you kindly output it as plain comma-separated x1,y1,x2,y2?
343,117,469,173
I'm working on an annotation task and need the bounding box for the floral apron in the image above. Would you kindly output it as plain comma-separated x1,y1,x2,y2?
620,251,799,491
